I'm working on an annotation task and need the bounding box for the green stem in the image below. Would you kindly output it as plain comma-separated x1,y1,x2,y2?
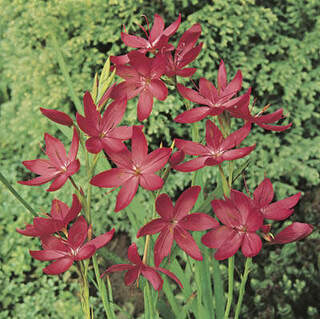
234,258,252,319
79,262,91,319
224,255,234,319
92,255,115,319
0,172,37,216
212,258,225,319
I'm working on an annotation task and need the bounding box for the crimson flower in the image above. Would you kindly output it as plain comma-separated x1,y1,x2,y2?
30,216,115,275
102,243,182,291
90,126,171,212
165,23,203,78
121,14,181,53
137,186,219,267
263,222,313,245
19,127,80,191
16,194,81,237
202,190,263,260
174,120,255,172
252,177,301,221
76,91,132,154
40,108,73,127
227,88,292,131
175,60,243,123
111,51,168,121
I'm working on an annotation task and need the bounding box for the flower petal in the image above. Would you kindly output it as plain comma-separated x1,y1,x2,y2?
90,168,131,188
75,244,96,260
253,178,274,208
141,266,163,291
40,108,73,127
84,228,115,250
127,243,142,265
179,213,219,231
137,219,168,237
47,174,68,192
201,226,233,249
30,249,67,261
142,148,171,174
68,216,88,249
270,222,313,244
157,267,183,289
43,257,74,275
241,233,262,257
174,226,202,261
149,79,168,101
137,89,154,121
174,107,210,123
174,157,207,172
140,173,163,191
214,231,244,260
154,228,174,267
174,186,201,220
115,177,139,212
156,194,174,220
132,126,148,165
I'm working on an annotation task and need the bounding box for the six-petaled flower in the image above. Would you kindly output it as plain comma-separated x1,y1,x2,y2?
101,243,182,291
137,186,219,266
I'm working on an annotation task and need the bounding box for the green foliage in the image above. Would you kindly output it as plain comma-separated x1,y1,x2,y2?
0,0,319,318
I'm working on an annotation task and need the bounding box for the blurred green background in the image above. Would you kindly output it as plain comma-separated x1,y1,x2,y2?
0,0,319,318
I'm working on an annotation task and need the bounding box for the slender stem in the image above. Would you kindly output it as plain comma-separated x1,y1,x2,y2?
212,258,225,319
234,258,252,319
224,255,234,319
92,255,115,319
0,172,37,216
79,262,91,319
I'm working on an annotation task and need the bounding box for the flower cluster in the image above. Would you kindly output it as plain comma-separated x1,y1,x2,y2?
16,13,313,295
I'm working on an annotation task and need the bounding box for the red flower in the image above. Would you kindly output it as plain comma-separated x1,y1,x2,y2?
101,243,182,291
111,51,168,121
202,190,264,260
227,88,292,131
76,91,132,154
267,222,313,245
40,108,73,127
90,126,171,212
252,177,301,221
175,60,243,123
121,14,181,53
137,186,219,266
165,23,203,78
30,216,115,275
19,127,80,191
16,194,81,237
174,120,255,172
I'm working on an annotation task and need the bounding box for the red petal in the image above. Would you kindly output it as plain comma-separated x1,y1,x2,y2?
174,157,207,172
68,127,79,161
174,107,210,123
174,226,202,260
156,194,174,220
221,145,256,162
127,243,142,264
263,193,300,220
51,198,69,221
253,178,274,208
43,257,74,275
40,108,73,127
137,219,168,237
176,68,197,78
84,228,115,250
217,60,227,90
132,126,148,165
121,32,149,49
18,174,56,187
163,13,181,38
241,233,262,257
149,14,165,43
30,249,67,261
214,232,244,260
220,123,251,150
64,194,82,225
103,264,133,276
90,168,131,188
68,216,88,249
101,138,126,154
154,228,174,267
223,70,242,96
141,266,163,291
45,133,68,166
47,174,68,192
115,177,139,212
205,120,224,150
177,83,210,106
140,173,163,191
201,226,233,249
180,213,219,231
137,90,154,121
175,138,208,155
22,159,53,175
199,78,218,102
86,137,103,154
124,267,140,286
178,44,203,68
75,245,96,260
101,98,127,130
149,79,168,101
76,112,98,136
157,267,183,289
271,222,313,244
16,224,40,237
257,122,292,132
174,186,201,220
211,199,241,227
142,148,171,174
